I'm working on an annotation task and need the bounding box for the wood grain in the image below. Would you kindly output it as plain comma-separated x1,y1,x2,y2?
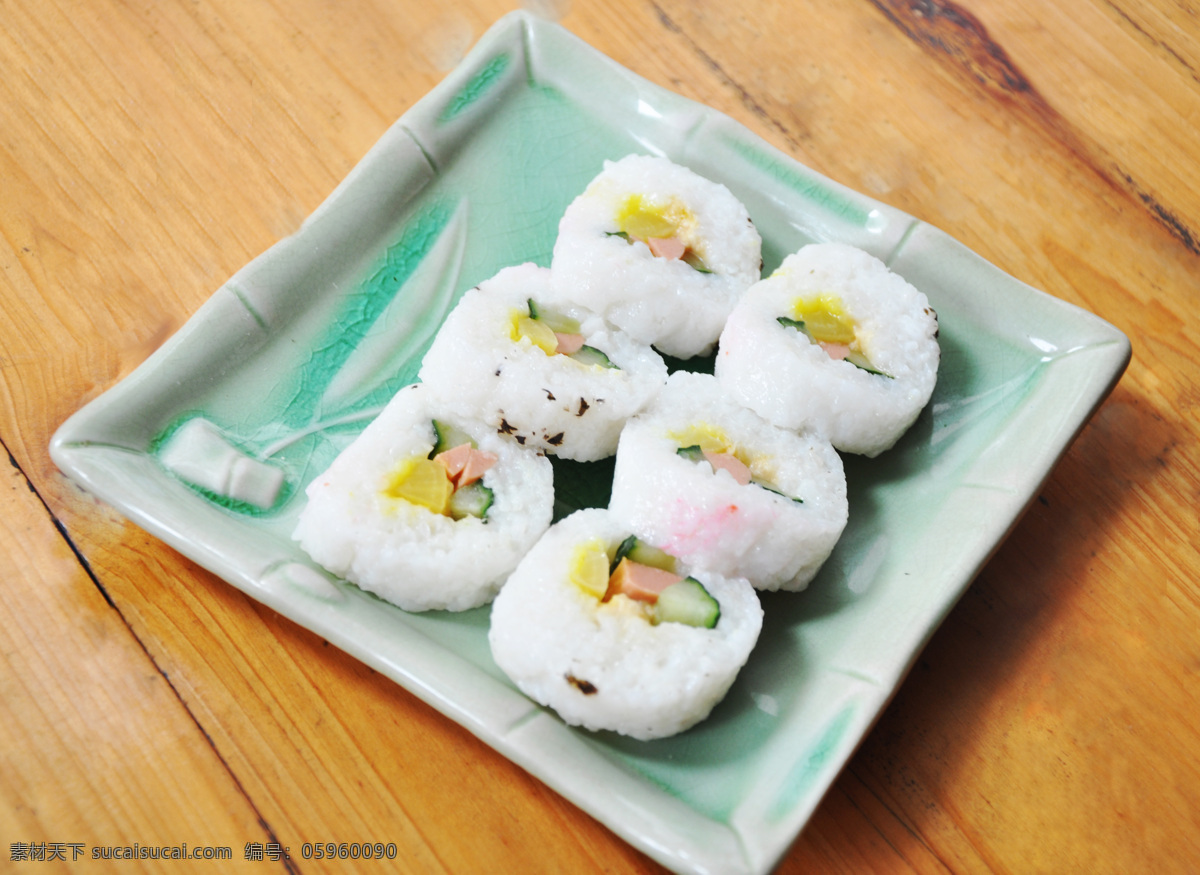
2,0,1198,872
0,450,270,870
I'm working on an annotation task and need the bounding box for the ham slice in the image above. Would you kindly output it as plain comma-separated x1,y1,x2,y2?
702,449,753,485
554,332,586,355
646,236,686,260
819,341,851,361
457,447,498,487
434,443,498,487
605,558,682,603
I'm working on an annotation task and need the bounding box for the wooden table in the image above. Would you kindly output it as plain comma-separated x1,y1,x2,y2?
4,0,1198,871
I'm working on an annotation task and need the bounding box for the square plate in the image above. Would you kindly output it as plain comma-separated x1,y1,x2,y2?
51,12,1130,875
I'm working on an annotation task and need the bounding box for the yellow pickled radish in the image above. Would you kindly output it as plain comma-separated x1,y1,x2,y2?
382,457,452,514
667,422,732,455
792,294,857,345
569,538,610,599
616,194,692,241
509,310,560,354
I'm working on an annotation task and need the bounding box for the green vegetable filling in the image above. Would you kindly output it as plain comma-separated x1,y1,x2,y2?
611,535,677,574
675,445,802,503
775,316,893,378
447,481,494,521
604,230,711,274
652,577,720,629
526,298,581,335
568,345,619,369
430,419,476,457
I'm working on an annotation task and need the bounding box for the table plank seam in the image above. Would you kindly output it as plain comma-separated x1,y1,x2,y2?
11,437,298,871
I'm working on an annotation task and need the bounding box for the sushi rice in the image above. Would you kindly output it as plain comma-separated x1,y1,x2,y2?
293,383,554,612
716,242,940,457
291,158,945,741
488,508,763,740
418,262,668,462
610,372,849,591
550,154,762,359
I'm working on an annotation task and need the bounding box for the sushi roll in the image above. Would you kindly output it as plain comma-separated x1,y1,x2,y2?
549,154,762,359
488,508,763,740
609,372,848,591
293,383,554,612
418,262,668,462
716,242,940,457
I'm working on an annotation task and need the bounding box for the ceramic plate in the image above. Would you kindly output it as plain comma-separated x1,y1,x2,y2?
51,12,1130,875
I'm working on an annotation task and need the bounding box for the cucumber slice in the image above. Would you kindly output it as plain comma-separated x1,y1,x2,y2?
777,318,893,378
447,481,494,521
681,249,712,274
777,315,808,335
652,577,720,628
675,445,706,463
610,535,636,571
844,349,894,378
607,230,709,273
568,345,619,369
611,535,677,574
526,298,581,335
754,480,803,504
431,419,476,456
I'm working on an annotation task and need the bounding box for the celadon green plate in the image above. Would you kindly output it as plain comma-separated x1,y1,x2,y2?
50,12,1130,875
